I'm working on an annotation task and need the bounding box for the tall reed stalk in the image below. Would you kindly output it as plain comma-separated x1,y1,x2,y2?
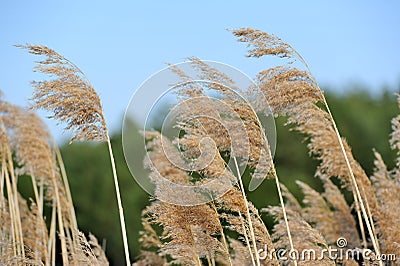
18,44,130,265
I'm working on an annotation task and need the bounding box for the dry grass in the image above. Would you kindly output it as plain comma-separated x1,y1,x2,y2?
20,44,130,265
1,28,399,266
0,95,108,265
0,44,127,265
135,28,400,266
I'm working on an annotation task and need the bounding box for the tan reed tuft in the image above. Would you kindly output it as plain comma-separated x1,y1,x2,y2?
232,27,382,263
19,44,130,265
297,179,360,249
17,44,107,143
370,151,400,262
267,207,336,266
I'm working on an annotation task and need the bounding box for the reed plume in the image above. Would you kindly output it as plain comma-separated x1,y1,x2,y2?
145,201,224,265
232,28,382,262
371,152,400,262
296,179,360,249
18,194,48,263
134,251,167,266
1,99,57,201
281,183,361,265
137,58,286,266
0,101,26,260
319,177,360,249
142,131,230,264
16,44,107,143
1,97,72,263
0,92,110,265
368,93,400,262
68,231,109,265
174,58,279,265
282,180,360,265
134,220,167,266
19,44,130,265
226,238,252,265
216,187,278,265
267,207,335,266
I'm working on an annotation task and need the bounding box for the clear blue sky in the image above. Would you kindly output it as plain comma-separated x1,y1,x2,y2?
1,1,399,142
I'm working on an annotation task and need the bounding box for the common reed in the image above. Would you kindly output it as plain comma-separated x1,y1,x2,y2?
1,27,399,266
233,27,385,262
0,94,108,265
18,44,130,265
135,28,400,266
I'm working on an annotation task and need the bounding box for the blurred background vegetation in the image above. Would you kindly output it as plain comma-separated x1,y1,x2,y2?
55,88,399,265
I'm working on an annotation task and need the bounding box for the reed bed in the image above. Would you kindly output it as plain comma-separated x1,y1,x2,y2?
0,28,398,266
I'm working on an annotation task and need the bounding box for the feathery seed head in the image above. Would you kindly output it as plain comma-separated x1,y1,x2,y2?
18,44,108,143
